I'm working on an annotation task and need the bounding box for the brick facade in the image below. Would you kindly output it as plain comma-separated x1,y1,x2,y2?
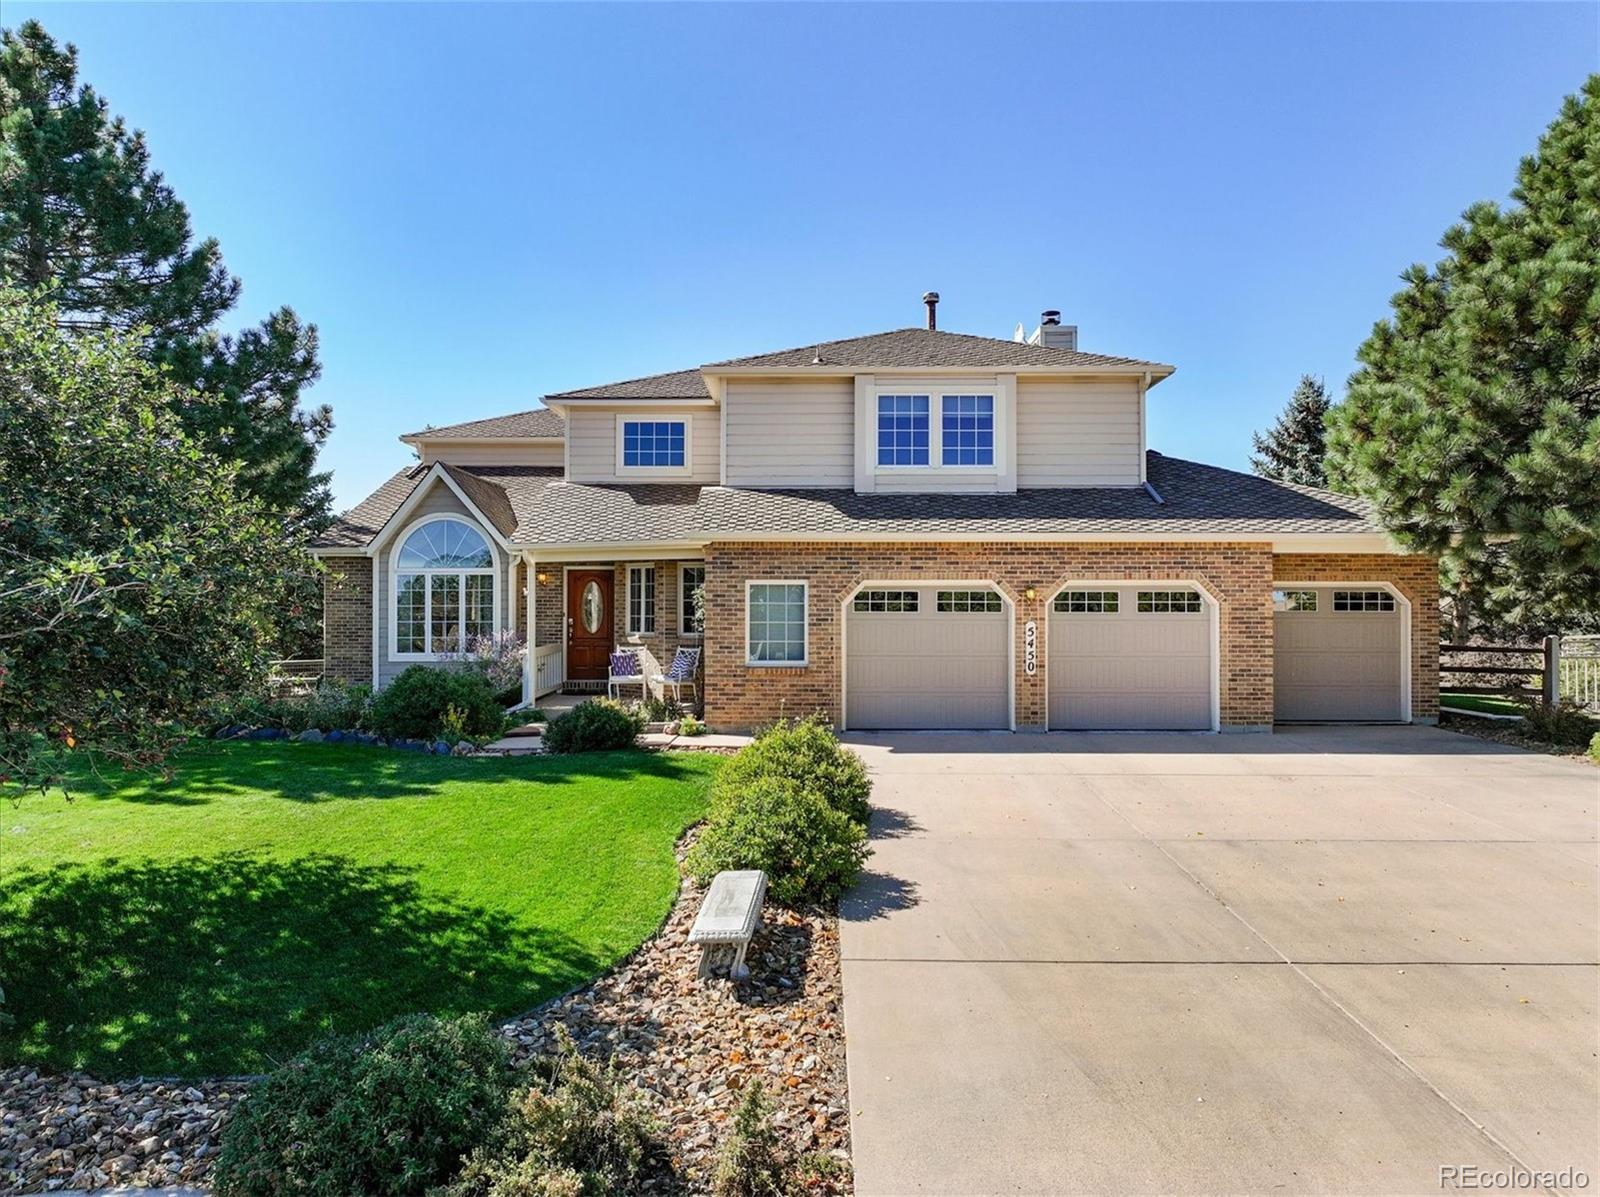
701,541,1438,732
321,555,373,686
1273,552,1440,722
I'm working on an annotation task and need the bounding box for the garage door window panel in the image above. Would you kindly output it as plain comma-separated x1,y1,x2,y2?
853,590,919,613
1273,589,1318,612
937,590,1003,613
1136,590,1203,614
1054,591,1119,614
1333,590,1395,612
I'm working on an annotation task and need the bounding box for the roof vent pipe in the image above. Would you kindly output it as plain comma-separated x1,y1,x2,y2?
922,291,939,331
1041,310,1061,326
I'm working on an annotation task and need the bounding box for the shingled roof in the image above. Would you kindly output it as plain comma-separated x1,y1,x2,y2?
546,368,711,402
316,452,1383,552
402,407,565,441
705,327,1173,373
696,454,1380,539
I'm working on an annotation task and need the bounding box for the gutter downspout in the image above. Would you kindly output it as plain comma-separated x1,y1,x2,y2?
1143,480,1166,506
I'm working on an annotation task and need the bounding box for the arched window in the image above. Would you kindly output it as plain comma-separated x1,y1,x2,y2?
392,518,496,656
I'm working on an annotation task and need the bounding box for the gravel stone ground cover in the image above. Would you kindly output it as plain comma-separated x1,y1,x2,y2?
1,836,850,1196
1440,710,1598,763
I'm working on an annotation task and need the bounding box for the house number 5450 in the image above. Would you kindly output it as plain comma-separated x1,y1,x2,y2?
1024,620,1037,675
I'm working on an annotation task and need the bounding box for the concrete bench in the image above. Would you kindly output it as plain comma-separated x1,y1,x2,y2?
687,869,766,980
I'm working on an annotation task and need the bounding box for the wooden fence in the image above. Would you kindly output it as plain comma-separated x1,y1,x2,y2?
1439,636,1562,708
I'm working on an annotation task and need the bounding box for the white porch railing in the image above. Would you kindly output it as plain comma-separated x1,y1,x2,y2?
1560,636,1600,709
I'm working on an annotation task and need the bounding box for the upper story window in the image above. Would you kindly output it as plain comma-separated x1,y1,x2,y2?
619,419,688,472
941,395,994,466
393,518,495,657
877,395,930,466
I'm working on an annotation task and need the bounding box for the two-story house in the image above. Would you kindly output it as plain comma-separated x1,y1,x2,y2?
311,299,1439,732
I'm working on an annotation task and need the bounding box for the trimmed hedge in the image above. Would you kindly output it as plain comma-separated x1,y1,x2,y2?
711,717,871,825
686,774,869,905
368,666,507,742
543,699,645,754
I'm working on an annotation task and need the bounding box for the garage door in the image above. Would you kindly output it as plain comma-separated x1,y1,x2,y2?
845,587,1009,729
1274,587,1404,721
1048,587,1212,730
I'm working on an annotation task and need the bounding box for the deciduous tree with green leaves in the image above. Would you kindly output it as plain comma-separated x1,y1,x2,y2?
1251,374,1332,487
1326,76,1600,634
0,289,302,796
0,19,332,532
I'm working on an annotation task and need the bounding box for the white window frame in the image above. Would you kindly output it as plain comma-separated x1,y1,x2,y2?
627,565,656,635
745,579,808,667
388,513,500,661
871,381,1003,480
615,415,692,478
680,564,706,637
938,393,996,468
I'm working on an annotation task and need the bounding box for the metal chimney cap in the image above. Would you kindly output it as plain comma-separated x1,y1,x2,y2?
1041,309,1061,326
922,291,940,303
922,292,940,331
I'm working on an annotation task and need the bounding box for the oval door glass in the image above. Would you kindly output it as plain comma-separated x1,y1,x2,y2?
581,581,603,634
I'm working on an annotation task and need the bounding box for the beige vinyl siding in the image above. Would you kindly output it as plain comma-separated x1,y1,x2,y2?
415,441,564,467
1017,379,1142,487
723,378,854,487
374,480,511,688
873,472,1000,493
565,406,720,483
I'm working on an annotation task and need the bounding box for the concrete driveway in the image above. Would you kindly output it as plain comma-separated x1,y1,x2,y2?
838,726,1599,1196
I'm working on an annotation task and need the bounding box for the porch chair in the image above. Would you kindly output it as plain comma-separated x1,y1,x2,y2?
607,649,646,701
652,646,701,706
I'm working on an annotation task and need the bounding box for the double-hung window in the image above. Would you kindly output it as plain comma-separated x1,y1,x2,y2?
877,395,930,466
627,566,656,634
941,395,994,466
393,518,496,656
619,419,687,471
876,392,996,469
747,581,807,665
680,565,706,635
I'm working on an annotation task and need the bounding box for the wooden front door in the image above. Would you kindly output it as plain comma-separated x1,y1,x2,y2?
566,569,614,681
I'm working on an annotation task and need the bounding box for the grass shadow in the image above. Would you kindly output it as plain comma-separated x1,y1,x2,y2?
0,852,604,1079
66,741,713,806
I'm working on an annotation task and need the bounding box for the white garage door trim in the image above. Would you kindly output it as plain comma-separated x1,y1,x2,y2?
1275,579,1412,723
839,579,1016,731
1043,578,1220,732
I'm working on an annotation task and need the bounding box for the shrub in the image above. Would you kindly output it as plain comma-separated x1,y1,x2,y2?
686,775,869,905
712,717,871,826
441,1026,658,1197
636,694,682,723
1518,699,1599,748
1590,731,1600,763
543,699,644,754
712,1082,788,1197
369,666,507,742
300,679,373,732
212,1013,512,1197
439,631,527,694
678,713,706,737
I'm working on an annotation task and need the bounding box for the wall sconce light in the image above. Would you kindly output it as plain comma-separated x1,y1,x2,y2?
1024,587,1037,601
536,571,550,585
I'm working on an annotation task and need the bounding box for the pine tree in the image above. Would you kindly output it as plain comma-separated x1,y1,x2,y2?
0,20,332,530
1326,75,1600,631
1251,375,1332,486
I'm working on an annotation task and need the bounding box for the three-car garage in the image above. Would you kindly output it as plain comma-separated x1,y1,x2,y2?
840,579,1409,732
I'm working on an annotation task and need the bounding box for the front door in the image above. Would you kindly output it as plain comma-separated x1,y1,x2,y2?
566,569,613,681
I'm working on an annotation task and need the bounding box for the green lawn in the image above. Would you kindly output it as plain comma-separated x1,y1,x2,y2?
1440,692,1526,716
0,741,718,1078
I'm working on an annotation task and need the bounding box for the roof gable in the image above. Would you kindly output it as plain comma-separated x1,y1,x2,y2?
704,327,1172,373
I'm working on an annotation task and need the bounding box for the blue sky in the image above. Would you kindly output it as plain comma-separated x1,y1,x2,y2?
9,2,1597,509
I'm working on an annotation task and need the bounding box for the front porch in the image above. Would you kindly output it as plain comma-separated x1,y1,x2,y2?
520,553,707,708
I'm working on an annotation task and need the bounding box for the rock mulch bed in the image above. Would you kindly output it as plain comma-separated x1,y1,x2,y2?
1440,712,1597,763
502,864,851,1193
2,843,850,1195
0,1075,241,1194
